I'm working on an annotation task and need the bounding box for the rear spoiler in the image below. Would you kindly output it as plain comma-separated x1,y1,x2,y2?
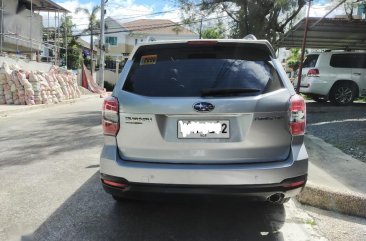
129,39,276,60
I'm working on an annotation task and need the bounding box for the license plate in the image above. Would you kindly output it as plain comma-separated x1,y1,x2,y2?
177,120,230,139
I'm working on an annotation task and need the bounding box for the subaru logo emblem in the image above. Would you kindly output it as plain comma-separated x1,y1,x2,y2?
193,102,215,112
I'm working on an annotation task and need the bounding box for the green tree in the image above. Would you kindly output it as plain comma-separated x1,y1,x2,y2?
178,0,306,43
172,24,184,35
59,15,82,69
66,38,83,70
60,15,74,41
201,25,225,39
286,48,301,71
75,5,101,74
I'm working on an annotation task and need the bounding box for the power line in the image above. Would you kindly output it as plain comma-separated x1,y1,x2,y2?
42,5,184,21
43,8,178,21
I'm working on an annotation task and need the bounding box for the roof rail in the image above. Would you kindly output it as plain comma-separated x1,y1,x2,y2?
243,34,257,40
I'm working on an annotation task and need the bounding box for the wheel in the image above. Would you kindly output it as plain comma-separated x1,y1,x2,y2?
329,83,356,105
312,96,327,103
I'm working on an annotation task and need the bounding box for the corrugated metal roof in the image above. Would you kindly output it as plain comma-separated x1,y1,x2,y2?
24,0,70,12
276,17,366,50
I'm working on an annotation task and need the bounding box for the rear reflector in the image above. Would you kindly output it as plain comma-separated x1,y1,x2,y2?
283,180,305,188
187,40,218,46
289,94,306,135
102,96,119,136
307,68,319,77
102,179,127,188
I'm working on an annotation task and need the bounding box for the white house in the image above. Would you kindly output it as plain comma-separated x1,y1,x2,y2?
102,17,199,59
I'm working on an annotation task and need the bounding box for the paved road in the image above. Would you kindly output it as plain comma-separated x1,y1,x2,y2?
0,98,327,241
306,101,366,162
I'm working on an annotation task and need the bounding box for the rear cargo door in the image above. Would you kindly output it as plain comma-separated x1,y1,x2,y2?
116,42,292,164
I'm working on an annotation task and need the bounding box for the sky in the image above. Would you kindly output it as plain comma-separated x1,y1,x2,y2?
47,0,350,42
45,0,181,30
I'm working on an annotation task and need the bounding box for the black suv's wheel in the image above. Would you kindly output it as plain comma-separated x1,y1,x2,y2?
329,83,355,105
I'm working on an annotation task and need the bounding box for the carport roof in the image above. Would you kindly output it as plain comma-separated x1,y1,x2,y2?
275,17,366,50
23,0,70,12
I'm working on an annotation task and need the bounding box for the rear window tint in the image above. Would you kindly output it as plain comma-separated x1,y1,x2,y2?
303,54,319,68
123,44,283,97
330,54,366,68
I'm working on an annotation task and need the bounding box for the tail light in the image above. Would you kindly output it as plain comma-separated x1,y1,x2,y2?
307,68,319,77
289,94,306,135
102,96,119,136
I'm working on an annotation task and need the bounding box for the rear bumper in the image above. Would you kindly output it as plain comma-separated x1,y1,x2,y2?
299,77,330,96
100,140,308,185
100,136,308,199
101,173,307,200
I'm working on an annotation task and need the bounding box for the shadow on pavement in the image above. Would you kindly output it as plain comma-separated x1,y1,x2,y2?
0,111,103,167
306,101,366,113
22,172,286,241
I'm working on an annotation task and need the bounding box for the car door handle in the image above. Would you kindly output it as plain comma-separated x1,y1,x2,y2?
353,73,362,76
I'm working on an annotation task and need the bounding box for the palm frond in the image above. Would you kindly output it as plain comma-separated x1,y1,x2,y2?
75,7,90,15
91,5,101,15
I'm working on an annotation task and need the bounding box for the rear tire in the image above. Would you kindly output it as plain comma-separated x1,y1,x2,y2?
329,83,356,106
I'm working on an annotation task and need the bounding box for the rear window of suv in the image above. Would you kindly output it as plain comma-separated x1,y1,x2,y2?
122,43,283,97
303,54,319,68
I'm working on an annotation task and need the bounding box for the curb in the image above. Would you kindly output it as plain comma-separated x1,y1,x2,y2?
0,94,101,117
296,182,366,218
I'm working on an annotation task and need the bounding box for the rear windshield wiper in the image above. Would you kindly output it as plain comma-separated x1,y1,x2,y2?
201,88,261,97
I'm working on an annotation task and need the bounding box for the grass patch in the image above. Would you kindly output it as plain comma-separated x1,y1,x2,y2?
305,219,317,226
355,139,366,145
300,94,312,100
355,97,366,103
334,143,347,150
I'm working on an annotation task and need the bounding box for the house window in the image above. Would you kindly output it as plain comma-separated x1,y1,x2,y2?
135,39,138,45
105,36,117,46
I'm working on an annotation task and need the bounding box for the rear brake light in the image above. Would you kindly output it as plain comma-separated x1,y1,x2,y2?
283,180,305,188
307,68,319,77
102,179,127,189
289,94,306,135
102,96,119,136
187,40,218,46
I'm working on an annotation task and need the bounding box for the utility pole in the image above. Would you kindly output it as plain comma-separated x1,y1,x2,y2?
30,0,33,59
296,0,312,94
1,0,4,54
199,18,203,39
100,0,107,89
64,13,68,68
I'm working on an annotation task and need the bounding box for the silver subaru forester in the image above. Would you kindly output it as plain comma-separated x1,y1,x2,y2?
100,39,308,204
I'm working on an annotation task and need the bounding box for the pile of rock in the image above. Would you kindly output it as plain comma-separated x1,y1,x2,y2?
0,63,81,105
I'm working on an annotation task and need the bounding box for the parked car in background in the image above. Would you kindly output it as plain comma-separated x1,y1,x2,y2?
100,39,308,205
295,51,366,105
